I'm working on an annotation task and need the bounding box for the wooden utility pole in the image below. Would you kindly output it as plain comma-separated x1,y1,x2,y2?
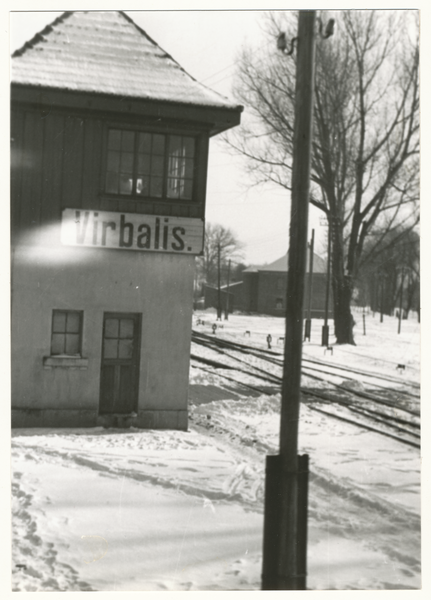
262,10,317,590
362,303,367,336
398,266,405,334
224,259,231,320
322,216,331,346
304,229,315,341
217,242,222,320
398,244,406,334
380,275,385,323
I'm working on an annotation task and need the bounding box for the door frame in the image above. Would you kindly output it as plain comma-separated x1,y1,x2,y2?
99,311,142,415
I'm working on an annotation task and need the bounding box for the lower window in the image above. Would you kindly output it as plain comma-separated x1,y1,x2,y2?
51,310,83,356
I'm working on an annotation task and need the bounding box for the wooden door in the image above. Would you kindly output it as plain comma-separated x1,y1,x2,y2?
99,313,141,414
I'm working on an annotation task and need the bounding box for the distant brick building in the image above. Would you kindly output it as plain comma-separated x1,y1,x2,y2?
203,282,242,314
226,251,333,317
11,11,242,429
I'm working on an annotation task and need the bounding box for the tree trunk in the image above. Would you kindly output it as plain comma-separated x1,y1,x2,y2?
331,219,356,345
332,275,356,344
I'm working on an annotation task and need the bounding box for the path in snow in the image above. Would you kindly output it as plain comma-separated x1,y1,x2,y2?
12,394,420,590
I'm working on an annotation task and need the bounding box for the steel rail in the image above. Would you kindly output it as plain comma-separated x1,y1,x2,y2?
192,334,419,417
306,405,420,449
191,357,420,449
192,329,419,391
190,345,420,447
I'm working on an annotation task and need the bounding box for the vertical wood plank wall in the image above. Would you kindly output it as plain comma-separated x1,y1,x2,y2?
62,115,85,210
11,106,207,240
41,112,65,224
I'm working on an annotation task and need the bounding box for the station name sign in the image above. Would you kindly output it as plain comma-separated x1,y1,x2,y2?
61,209,204,255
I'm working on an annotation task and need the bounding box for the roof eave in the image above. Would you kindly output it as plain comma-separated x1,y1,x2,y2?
11,83,243,136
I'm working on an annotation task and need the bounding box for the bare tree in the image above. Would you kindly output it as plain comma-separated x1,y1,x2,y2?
359,226,420,318
227,10,419,343
196,223,244,292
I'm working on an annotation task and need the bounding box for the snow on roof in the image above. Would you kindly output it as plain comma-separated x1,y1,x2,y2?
11,11,243,111
204,281,243,291
244,251,327,274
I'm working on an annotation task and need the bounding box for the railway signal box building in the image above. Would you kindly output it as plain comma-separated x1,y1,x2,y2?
11,11,242,429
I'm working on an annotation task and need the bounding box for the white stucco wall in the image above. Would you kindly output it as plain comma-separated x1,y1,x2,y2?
11,239,195,429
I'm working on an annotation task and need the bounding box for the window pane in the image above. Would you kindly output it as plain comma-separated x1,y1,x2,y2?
120,319,134,338
184,157,194,179
183,136,195,157
169,135,183,156
168,156,182,179
137,153,150,175
65,333,80,355
181,179,193,199
51,333,65,354
66,312,80,333
153,134,165,155
108,129,121,150
105,319,119,338
120,152,134,173
151,155,164,176
136,176,149,196
104,339,118,359
118,339,133,359
51,311,82,355
138,133,151,153
105,172,119,194
121,131,134,151
166,136,195,200
119,174,133,195
167,178,181,198
106,130,196,199
52,311,66,333
150,177,163,197
107,150,120,172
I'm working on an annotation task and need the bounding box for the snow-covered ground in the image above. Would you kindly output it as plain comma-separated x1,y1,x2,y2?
10,311,422,593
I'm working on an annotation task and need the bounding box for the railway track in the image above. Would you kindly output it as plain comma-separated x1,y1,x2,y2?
192,329,419,391
190,329,420,449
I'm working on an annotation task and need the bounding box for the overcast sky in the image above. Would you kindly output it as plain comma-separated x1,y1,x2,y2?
8,4,428,265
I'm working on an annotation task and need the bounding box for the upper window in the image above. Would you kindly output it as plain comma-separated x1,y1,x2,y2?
105,129,195,200
51,310,83,356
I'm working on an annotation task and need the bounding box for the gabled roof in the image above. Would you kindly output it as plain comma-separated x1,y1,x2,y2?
244,251,327,274
11,11,243,115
